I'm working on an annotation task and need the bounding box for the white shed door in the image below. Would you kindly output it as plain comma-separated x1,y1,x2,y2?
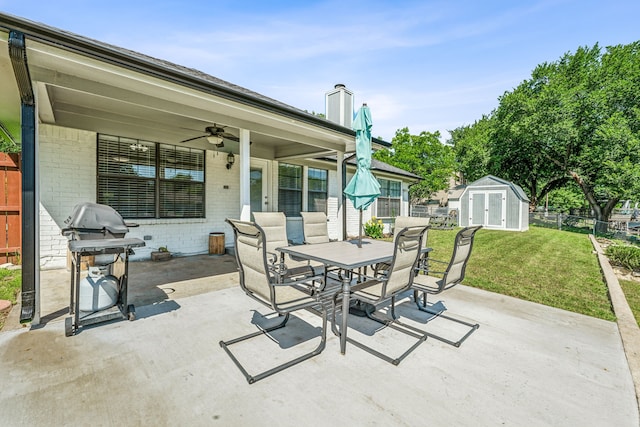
469,191,506,228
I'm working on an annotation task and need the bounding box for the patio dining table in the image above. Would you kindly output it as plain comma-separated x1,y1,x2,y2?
278,239,430,354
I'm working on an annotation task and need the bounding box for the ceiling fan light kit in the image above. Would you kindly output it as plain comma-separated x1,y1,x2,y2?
179,124,241,148
206,135,224,145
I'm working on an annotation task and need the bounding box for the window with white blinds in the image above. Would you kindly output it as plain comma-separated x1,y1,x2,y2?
307,167,327,212
377,178,401,218
97,135,205,219
278,163,302,217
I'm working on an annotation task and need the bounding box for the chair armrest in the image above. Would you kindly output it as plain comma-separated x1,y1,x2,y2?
289,254,309,262
415,257,446,277
349,277,385,293
266,251,289,280
427,270,446,276
372,262,390,277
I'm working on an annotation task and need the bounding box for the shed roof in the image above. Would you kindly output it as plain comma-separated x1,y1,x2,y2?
450,175,530,202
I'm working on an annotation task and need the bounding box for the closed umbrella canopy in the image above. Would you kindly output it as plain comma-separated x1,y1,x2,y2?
344,104,380,211
344,104,380,247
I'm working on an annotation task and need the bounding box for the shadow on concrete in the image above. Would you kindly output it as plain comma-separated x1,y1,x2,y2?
133,299,181,320
128,254,238,288
249,309,322,349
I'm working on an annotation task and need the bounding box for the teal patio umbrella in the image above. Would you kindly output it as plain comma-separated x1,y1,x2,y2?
344,104,381,247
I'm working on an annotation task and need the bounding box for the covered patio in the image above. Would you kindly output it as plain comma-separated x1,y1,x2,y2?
1,13,417,327
1,254,638,426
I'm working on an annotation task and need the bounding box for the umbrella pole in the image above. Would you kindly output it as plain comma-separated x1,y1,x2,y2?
358,209,362,248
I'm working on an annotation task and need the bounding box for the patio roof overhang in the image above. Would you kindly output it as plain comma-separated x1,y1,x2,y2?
0,13,390,159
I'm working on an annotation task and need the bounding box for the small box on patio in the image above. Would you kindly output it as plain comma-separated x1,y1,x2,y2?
66,249,94,271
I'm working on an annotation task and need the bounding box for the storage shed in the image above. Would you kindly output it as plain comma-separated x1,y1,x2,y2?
451,175,529,231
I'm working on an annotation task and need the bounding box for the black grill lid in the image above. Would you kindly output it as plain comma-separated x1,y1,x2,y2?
62,202,130,236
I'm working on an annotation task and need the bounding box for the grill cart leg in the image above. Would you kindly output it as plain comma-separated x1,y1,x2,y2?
120,249,136,321
65,317,73,337
66,251,83,337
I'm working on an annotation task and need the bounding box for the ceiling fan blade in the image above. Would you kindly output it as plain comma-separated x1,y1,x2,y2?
220,133,239,142
180,134,206,143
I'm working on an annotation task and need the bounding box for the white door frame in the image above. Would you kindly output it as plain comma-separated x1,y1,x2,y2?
250,158,271,214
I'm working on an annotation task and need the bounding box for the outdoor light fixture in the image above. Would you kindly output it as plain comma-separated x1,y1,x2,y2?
226,152,235,169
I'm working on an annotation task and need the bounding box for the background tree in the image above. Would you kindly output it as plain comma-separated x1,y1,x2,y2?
449,115,493,183
458,42,640,221
546,183,588,214
374,127,456,204
490,61,573,209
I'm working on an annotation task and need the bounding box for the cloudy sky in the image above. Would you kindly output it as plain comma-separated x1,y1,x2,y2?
1,0,638,141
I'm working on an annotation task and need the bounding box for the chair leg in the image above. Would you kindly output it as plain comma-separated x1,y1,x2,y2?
219,308,328,384
411,290,480,348
337,296,428,365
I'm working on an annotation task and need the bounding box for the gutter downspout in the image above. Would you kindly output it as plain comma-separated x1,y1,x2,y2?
341,153,356,241
8,30,38,324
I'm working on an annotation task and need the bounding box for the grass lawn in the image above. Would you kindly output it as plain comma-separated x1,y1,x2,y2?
0,268,21,330
619,279,640,327
426,226,616,321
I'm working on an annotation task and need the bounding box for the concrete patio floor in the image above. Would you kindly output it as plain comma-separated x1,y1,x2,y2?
0,254,639,426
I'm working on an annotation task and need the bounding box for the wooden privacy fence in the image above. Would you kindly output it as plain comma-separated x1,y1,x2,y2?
0,153,21,264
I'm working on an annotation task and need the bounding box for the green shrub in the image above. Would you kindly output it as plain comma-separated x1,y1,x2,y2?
0,269,21,303
605,245,640,272
364,216,384,239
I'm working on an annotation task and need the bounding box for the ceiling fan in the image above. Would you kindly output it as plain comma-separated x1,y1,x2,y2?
179,125,239,147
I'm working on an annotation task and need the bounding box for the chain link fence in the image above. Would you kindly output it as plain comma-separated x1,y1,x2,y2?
529,212,640,245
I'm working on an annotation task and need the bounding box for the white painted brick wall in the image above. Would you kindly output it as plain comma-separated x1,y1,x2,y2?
39,125,96,269
38,126,241,268
37,125,412,268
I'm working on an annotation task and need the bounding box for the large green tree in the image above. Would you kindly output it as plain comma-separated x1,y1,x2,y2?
457,42,640,221
490,59,574,209
449,115,493,183
374,128,456,204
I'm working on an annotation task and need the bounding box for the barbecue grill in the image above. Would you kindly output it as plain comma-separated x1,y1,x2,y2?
62,202,145,336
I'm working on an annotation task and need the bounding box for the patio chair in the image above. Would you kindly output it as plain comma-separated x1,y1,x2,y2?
300,211,330,244
410,225,482,347
253,212,321,279
220,219,330,384
373,216,431,276
333,225,430,365
300,211,347,281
